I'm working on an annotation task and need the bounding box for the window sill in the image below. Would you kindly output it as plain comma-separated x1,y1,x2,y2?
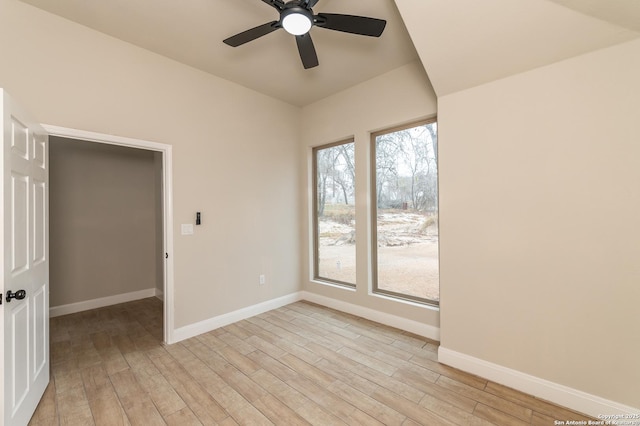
310,279,356,292
370,291,440,312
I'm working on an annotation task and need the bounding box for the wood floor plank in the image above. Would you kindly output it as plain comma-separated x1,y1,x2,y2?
354,333,414,361
401,418,424,426
178,352,229,396
410,352,489,390
393,369,478,413
295,401,349,426
109,369,166,425
112,335,137,355
392,337,439,357
314,358,381,399
236,319,282,346
131,367,187,417
196,331,227,352
90,331,112,351
218,417,240,426
391,364,440,390
259,313,324,344
53,361,84,394
419,393,492,426
122,350,156,372
56,387,94,426
216,331,255,355
164,407,203,426
474,402,531,426
217,345,261,375
437,376,533,422
291,314,362,341
252,394,312,426
211,384,273,425
51,340,73,365
216,364,269,403
265,307,298,322
484,381,594,422
81,365,115,402
245,316,322,364
337,345,398,376
326,379,407,426
250,369,313,411
151,350,230,423
343,321,398,346
97,347,130,376
221,323,254,340
245,334,288,359
86,392,130,426
28,381,58,425
531,411,559,426
306,341,425,403
247,350,298,382
33,299,598,426
270,336,322,365
278,353,335,387
370,385,457,426
287,377,373,425
183,339,231,373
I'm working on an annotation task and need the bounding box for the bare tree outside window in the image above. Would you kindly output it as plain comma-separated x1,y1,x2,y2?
372,120,439,304
313,140,356,286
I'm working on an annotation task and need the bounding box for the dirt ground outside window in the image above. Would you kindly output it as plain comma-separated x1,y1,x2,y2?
318,211,439,301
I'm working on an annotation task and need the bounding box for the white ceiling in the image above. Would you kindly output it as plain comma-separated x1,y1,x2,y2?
548,0,640,32
395,0,640,96
17,0,419,106
18,0,640,104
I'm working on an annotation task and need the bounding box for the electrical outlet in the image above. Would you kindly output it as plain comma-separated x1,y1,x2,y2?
259,274,266,285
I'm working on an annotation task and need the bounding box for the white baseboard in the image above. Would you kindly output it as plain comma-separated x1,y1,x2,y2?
155,288,164,301
171,292,303,343
50,288,157,318
438,347,639,418
171,291,440,344
300,291,440,341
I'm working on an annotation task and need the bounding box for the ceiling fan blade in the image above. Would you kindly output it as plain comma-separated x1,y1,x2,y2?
223,21,279,47
305,0,321,8
295,33,319,69
315,13,386,37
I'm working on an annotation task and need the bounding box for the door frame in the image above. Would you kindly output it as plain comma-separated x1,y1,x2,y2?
42,125,175,344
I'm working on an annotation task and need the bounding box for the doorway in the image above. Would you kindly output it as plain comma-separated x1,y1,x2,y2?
43,125,174,343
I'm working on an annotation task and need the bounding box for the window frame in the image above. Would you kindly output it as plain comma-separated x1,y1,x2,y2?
370,118,439,306
312,138,357,288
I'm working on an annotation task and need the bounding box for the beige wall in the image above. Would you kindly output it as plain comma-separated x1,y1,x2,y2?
438,39,640,407
300,62,440,328
0,0,301,328
49,137,159,306
154,152,164,297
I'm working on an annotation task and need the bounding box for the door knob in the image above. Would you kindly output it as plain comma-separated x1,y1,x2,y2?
6,289,26,303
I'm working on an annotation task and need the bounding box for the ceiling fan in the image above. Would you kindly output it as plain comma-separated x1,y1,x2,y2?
223,0,387,69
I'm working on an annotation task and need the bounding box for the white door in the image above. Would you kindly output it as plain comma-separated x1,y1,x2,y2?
0,89,49,426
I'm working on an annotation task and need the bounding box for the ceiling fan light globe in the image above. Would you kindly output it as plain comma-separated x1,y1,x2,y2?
282,13,312,35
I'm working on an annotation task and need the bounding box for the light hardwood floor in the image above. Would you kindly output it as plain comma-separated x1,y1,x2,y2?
30,298,593,425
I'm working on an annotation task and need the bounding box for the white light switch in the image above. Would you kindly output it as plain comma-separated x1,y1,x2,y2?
181,224,194,235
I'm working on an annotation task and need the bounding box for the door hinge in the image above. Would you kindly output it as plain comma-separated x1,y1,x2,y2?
165,253,168,259
0,293,2,305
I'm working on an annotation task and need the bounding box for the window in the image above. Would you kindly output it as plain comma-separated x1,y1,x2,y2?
313,140,356,286
372,119,439,305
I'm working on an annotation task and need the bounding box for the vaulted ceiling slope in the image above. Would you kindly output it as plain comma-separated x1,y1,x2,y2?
394,0,640,97
18,0,640,104
17,0,419,106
